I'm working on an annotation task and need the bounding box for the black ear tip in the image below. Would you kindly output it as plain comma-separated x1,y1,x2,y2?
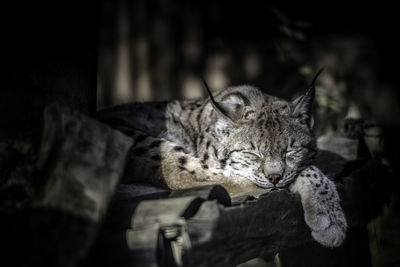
202,78,208,88
311,68,324,87
202,78,216,100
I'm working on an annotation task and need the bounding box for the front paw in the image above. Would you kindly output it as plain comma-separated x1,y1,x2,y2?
304,211,330,232
290,166,348,247
304,206,347,247
303,203,347,247
304,208,346,247
311,223,346,247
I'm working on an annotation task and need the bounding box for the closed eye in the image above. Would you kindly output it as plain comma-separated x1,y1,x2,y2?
285,149,302,156
243,151,262,158
287,145,317,153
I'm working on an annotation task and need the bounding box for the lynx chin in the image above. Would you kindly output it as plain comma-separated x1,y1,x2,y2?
98,73,347,247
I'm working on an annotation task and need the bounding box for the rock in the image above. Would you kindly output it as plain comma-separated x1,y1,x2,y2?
35,104,133,221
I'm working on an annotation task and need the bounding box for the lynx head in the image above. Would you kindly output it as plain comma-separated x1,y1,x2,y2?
205,76,319,189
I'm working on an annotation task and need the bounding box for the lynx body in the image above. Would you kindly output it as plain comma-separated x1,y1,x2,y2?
98,81,347,247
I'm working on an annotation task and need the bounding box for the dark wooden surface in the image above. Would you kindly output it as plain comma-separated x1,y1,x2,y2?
182,190,308,266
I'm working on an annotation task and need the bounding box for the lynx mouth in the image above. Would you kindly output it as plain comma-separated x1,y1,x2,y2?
252,180,287,191
252,176,292,190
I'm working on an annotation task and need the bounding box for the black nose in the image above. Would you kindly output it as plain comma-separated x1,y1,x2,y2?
267,174,282,185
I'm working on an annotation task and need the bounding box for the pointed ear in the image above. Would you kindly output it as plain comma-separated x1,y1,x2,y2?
292,69,323,128
292,86,315,128
212,102,244,124
203,80,244,124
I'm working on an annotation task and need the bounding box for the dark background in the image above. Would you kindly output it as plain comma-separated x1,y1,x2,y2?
2,1,400,266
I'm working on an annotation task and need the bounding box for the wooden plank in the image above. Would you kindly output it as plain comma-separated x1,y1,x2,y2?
182,190,309,267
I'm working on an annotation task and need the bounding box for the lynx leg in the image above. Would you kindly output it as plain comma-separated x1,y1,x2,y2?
290,166,347,247
124,134,233,189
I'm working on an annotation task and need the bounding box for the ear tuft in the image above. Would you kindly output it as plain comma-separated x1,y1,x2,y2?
292,69,323,128
292,86,315,128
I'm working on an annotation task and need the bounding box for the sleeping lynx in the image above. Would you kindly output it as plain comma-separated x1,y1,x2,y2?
98,74,347,247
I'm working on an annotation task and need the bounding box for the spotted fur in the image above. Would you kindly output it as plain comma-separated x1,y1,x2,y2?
98,82,347,247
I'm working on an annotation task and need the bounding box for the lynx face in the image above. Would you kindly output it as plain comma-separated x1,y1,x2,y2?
207,85,317,189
